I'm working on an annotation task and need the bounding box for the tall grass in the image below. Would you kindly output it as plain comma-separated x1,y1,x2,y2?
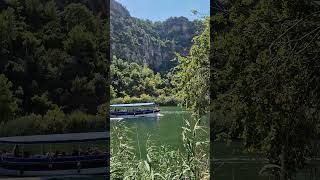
110,118,209,179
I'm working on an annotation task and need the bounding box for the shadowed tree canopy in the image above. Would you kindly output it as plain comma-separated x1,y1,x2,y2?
0,0,109,116
212,0,320,179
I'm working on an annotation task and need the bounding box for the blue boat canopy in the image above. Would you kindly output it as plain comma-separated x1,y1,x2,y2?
0,132,109,144
110,102,155,108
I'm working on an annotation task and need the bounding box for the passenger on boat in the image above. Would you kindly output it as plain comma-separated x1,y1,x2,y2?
0,147,107,159
1,150,13,157
13,145,19,157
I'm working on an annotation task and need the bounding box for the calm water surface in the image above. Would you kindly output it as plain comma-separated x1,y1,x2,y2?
213,141,320,180
111,106,203,156
111,106,319,180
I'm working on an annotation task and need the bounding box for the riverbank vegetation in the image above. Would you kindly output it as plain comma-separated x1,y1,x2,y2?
0,0,109,135
0,109,107,137
111,119,209,179
212,0,320,179
110,56,178,106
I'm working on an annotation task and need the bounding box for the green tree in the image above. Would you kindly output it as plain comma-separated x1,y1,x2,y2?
64,25,96,59
173,17,210,116
31,92,58,115
0,7,21,70
63,3,97,32
111,56,171,100
0,74,18,122
43,0,59,21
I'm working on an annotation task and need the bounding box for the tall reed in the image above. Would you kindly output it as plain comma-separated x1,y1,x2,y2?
110,118,209,179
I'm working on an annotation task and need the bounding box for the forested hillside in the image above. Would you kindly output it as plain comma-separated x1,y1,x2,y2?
110,0,205,104
0,0,108,135
110,0,203,73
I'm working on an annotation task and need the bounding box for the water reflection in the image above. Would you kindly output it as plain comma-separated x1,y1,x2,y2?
213,141,320,180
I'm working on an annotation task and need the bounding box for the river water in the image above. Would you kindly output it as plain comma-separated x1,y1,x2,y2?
111,106,198,157
213,141,320,180
111,106,211,159
112,106,320,180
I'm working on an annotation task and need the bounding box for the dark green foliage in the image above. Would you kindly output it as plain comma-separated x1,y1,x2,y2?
0,74,19,122
64,25,96,60
212,0,320,178
0,0,109,117
63,3,96,32
0,110,107,137
30,92,58,115
0,0,109,135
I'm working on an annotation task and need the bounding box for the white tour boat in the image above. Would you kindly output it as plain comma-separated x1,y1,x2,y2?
0,132,109,177
110,102,161,118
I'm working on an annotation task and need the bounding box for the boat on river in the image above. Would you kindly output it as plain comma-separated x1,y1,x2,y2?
0,132,108,177
110,102,160,118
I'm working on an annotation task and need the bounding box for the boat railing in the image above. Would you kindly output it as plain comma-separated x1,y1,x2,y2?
111,109,157,113
0,153,108,164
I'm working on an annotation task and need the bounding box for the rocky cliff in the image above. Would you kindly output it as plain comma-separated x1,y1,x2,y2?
110,0,202,73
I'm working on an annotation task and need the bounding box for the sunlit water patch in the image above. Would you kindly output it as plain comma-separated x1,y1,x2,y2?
111,106,208,158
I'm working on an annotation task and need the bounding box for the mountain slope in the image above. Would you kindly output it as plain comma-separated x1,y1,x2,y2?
110,0,202,73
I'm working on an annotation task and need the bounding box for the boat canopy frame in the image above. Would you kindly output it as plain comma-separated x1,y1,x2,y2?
0,132,109,145
110,102,156,108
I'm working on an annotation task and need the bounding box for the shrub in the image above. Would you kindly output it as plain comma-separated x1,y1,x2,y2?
0,108,107,136
0,114,42,136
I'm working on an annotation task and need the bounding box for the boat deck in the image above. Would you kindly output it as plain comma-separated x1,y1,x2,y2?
0,178,41,180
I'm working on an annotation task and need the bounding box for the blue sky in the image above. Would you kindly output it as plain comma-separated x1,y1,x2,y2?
115,0,210,21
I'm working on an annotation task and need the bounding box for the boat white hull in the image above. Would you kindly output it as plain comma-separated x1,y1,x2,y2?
0,167,107,177
110,117,124,121
111,112,161,119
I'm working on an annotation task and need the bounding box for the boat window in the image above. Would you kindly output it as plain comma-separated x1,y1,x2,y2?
0,142,108,159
